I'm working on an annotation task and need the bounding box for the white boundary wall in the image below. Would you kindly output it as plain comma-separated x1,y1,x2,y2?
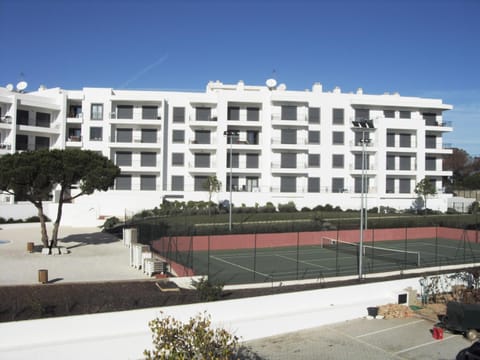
0,277,424,360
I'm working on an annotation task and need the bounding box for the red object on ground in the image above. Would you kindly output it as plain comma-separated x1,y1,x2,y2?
432,326,444,340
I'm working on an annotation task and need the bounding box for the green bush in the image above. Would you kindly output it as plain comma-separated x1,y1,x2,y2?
102,216,121,230
192,277,224,302
278,201,297,212
144,312,239,360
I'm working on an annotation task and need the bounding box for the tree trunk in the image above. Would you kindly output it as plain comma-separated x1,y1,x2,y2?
50,188,65,249
34,202,49,248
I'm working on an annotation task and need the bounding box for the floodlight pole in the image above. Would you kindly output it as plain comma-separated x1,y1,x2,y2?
352,119,374,280
224,130,238,232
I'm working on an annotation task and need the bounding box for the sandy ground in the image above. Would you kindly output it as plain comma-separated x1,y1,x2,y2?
0,223,150,285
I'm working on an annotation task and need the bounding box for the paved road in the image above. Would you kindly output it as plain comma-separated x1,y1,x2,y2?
246,317,472,360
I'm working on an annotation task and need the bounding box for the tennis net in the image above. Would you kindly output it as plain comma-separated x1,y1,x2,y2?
320,237,421,267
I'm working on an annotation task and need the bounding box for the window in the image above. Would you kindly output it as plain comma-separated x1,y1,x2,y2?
426,135,436,149
308,131,320,144
332,178,345,193
196,107,211,121
17,109,29,125
281,128,297,144
280,176,296,192
173,107,185,123
247,107,259,121
117,105,133,119
399,133,411,147
15,134,28,150
36,112,50,127
355,131,371,145
399,156,411,170
426,157,436,171
281,105,297,120
246,177,259,191
281,153,296,168
90,127,103,141
116,152,132,166
141,129,157,143
308,154,320,167
332,154,344,168
171,176,184,191
195,130,210,144
116,128,132,142
354,154,369,170
332,131,344,145
142,106,158,120
308,177,320,192
355,109,369,121
172,153,184,166
399,178,410,193
194,175,208,191
386,178,395,193
140,175,156,191
400,111,411,119
384,110,395,118
68,128,81,139
35,136,50,150
172,130,185,143
141,152,156,167
226,152,239,168
246,153,259,168
387,133,395,147
423,113,437,126
246,130,259,144
386,155,395,170
194,153,210,168
354,177,369,193
226,175,239,191
91,104,103,120
308,107,320,124
115,175,132,190
228,106,240,120
332,108,344,125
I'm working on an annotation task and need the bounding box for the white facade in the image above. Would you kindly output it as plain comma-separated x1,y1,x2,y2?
0,81,453,221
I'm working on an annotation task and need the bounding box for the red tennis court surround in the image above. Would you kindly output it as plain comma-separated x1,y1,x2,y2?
151,227,479,253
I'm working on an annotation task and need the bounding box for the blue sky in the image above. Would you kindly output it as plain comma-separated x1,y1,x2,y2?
1,0,479,155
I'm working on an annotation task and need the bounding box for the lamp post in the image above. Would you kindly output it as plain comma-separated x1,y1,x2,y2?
352,119,375,279
223,130,238,231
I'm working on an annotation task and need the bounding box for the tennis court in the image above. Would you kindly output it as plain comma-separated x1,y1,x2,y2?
148,227,480,285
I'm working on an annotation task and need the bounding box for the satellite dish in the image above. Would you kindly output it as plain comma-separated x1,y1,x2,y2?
266,78,277,89
6,84,14,91
16,81,28,92
278,83,287,91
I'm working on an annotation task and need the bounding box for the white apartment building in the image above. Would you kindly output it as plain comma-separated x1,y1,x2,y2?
0,80,453,223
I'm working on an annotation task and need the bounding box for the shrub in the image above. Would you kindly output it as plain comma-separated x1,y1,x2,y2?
192,277,224,302
102,216,121,230
144,312,239,360
277,201,297,212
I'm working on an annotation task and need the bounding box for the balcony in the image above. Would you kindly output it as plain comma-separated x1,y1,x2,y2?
0,143,11,155
271,138,308,151
66,113,83,123
271,113,308,127
271,162,308,174
425,120,453,132
188,115,218,128
187,161,217,173
66,136,82,147
109,137,162,149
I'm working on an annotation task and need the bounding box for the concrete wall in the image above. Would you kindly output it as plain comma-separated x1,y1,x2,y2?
0,276,429,360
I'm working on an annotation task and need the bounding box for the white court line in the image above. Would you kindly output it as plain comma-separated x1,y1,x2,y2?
209,255,270,278
275,253,333,270
393,334,458,355
357,319,425,338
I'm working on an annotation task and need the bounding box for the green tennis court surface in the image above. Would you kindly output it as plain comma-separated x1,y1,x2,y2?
168,238,480,285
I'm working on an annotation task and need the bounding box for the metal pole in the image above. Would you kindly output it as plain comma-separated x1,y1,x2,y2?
359,134,366,280
228,133,233,232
